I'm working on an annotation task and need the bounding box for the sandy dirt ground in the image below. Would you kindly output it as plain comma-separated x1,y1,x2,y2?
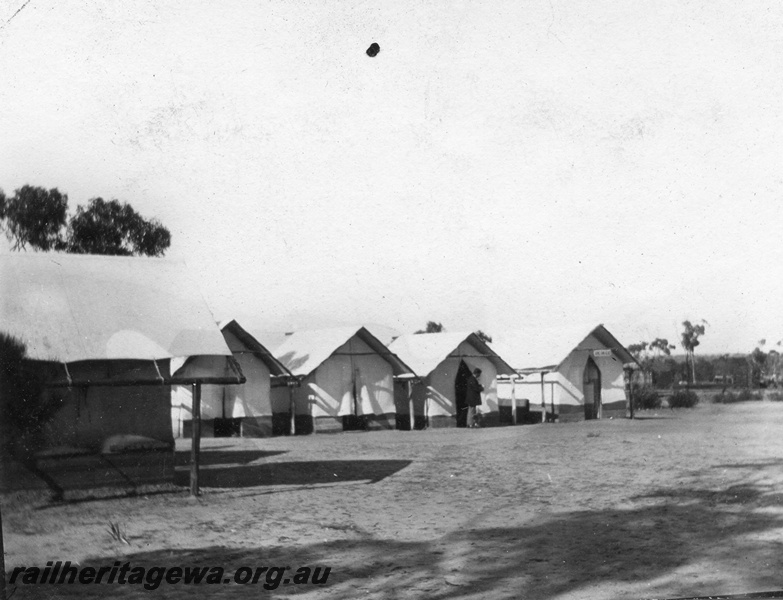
3,400,783,599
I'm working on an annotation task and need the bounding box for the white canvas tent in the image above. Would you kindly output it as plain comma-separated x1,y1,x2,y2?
268,327,415,433
172,319,293,438
494,324,638,422
388,332,517,428
0,252,242,492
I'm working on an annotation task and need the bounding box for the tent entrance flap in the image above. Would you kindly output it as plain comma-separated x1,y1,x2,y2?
343,367,366,431
583,357,601,420
455,360,472,428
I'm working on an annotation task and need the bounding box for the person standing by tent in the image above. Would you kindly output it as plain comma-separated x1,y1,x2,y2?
466,368,484,428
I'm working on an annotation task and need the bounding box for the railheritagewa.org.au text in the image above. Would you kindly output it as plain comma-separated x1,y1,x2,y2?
9,561,331,591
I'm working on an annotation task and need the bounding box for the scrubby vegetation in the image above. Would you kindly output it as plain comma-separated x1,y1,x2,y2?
0,333,58,458
668,389,699,409
632,385,662,410
713,389,763,403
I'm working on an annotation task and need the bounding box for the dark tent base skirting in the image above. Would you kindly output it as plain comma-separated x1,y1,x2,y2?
179,401,632,439
394,414,428,431
556,402,630,423
182,416,284,439
501,405,551,425
427,411,501,428
304,414,399,434
182,413,401,437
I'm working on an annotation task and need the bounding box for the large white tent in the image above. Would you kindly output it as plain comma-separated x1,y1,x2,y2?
0,252,242,491
267,327,415,433
388,332,517,428
172,319,293,438
494,324,638,422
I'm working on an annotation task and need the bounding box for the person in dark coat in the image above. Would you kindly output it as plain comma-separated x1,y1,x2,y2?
465,368,484,428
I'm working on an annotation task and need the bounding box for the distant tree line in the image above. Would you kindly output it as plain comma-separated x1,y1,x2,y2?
630,320,780,389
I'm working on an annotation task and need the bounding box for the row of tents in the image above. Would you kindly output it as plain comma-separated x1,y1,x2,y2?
0,253,638,492
172,320,636,439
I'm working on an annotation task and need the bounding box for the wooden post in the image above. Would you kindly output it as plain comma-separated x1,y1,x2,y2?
691,352,697,385
190,383,201,497
627,369,635,419
310,391,316,434
353,369,359,418
289,383,296,436
353,368,362,429
0,501,6,600
511,378,517,425
408,380,414,431
540,372,546,423
550,382,555,421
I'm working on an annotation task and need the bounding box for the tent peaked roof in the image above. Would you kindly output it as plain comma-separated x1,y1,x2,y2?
389,332,517,377
493,323,638,371
220,319,292,378
272,326,414,378
1,252,241,384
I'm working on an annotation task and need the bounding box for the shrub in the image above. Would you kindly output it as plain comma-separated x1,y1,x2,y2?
668,389,699,409
715,389,763,403
0,333,58,457
736,388,762,402
632,385,662,410
767,391,783,402
713,390,738,404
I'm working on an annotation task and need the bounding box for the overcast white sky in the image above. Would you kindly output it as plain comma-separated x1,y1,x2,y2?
1,0,781,355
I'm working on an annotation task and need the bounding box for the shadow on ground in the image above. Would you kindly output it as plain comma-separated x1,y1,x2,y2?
10,479,783,599
635,483,783,507
174,460,412,489
712,460,783,471
631,414,677,420
174,449,288,467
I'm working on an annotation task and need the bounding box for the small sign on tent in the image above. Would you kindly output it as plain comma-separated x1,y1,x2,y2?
593,349,613,358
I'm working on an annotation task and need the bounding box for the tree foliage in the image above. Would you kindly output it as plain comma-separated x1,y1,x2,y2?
415,321,444,334
766,345,782,387
650,338,676,357
680,321,706,354
681,320,707,383
628,337,677,387
475,330,493,344
748,340,772,388
750,347,767,368
68,198,171,256
628,341,648,360
0,185,68,251
0,185,171,257
0,333,56,457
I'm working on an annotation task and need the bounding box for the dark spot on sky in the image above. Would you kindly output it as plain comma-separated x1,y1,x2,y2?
366,43,380,57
